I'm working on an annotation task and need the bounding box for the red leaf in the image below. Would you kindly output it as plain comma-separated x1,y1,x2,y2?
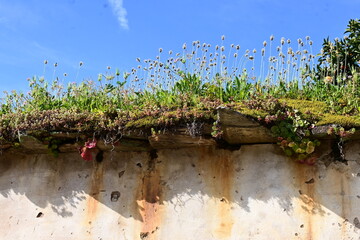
85,139,97,149
81,148,93,161
305,156,317,165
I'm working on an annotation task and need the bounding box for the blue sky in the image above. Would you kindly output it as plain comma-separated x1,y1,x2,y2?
0,0,359,93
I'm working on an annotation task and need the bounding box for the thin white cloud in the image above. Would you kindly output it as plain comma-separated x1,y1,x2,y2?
108,0,129,30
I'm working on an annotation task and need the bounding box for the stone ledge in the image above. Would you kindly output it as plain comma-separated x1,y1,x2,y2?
217,108,260,127
149,134,216,149
218,108,276,144
1,109,360,152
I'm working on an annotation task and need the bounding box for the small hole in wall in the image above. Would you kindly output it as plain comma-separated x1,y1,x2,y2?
96,151,104,163
111,191,121,202
136,163,142,168
118,170,125,178
36,212,44,218
140,232,149,239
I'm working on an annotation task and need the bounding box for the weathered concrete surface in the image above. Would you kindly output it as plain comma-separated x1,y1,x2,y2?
0,144,360,240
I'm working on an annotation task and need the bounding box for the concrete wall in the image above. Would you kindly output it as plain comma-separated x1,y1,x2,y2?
1,143,360,240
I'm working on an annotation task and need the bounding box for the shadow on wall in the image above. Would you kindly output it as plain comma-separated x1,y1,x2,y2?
0,143,360,236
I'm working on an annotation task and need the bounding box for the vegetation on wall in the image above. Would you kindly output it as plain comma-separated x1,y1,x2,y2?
0,19,359,163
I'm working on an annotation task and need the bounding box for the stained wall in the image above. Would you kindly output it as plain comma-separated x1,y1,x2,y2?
0,143,360,240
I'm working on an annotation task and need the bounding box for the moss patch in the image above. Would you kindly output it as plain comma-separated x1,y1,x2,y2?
232,103,270,119
279,99,327,115
317,114,360,127
125,116,159,129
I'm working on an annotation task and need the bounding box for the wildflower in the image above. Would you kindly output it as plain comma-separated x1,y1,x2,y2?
107,66,111,70
270,35,274,41
123,72,130,80
79,61,83,66
159,48,163,53
54,63,58,67
221,35,225,40
324,76,333,84
182,43,187,50
44,60,48,64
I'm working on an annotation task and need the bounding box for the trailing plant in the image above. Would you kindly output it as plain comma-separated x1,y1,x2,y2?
327,126,356,138
251,98,321,163
211,120,223,139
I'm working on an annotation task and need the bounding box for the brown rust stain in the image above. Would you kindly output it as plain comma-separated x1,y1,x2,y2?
199,147,235,239
293,162,355,239
84,161,104,227
135,152,164,239
293,163,317,240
